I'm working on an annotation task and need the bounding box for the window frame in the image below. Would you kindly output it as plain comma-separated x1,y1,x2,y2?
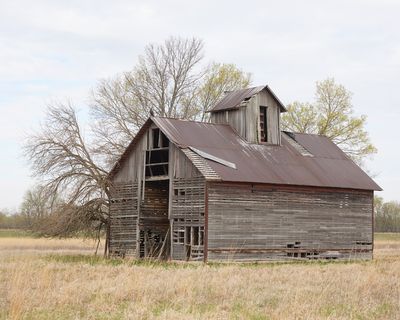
260,106,268,142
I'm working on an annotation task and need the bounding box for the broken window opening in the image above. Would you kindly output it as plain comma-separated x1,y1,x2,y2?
287,242,302,258
145,130,169,178
260,106,268,142
151,128,169,149
192,226,199,246
161,132,169,148
152,128,160,149
199,227,204,245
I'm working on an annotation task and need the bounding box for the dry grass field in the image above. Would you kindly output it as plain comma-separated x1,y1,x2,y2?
0,231,399,320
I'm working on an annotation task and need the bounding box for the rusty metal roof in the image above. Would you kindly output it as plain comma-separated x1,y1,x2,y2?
152,117,381,191
209,85,287,113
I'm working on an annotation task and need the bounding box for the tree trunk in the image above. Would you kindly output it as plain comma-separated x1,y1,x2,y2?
104,221,110,258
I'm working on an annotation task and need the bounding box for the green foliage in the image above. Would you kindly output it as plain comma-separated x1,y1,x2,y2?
195,62,252,120
282,78,376,164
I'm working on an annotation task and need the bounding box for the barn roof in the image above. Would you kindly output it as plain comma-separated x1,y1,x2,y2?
209,85,287,113
151,117,381,191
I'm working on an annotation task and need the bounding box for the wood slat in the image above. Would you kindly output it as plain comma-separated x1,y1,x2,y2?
109,182,138,257
207,182,373,261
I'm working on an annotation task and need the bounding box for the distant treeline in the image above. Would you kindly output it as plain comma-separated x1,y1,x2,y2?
374,197,400,232
0,212,30,229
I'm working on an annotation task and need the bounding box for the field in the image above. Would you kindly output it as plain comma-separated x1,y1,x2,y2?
0,231,399,320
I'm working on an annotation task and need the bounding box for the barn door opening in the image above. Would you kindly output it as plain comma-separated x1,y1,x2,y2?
139,180,170,259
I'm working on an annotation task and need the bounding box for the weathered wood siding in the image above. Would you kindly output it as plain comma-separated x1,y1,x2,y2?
110,126,148,257
113,133,147,183
109,182,139,256
169,144,206,261
169,144,203,179
210,108,247,138
210,89,281,144
252,89,280,145
207,182,373,261
110,125,207,260
170,176,206,261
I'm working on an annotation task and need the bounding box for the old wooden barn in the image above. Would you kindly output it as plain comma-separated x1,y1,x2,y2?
108,85,381,261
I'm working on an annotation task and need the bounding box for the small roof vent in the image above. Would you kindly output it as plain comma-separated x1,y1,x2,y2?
282,132,314,157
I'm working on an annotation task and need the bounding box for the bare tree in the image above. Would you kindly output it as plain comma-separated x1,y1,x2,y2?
20,185,59,229
91,37,205,165
23,103,111,254
91,38,251,166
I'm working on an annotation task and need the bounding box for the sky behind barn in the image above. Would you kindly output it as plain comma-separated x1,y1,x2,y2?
0,0,399,210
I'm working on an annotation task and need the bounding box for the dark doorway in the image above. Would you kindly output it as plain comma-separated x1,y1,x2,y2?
139,180,170,259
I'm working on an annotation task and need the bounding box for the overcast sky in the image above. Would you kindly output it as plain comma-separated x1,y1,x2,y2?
1,0,399,211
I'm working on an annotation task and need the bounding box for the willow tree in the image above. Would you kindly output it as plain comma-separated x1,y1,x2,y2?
282,78,376,164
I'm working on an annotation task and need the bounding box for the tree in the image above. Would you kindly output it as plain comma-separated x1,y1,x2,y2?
194,63,252,121
91,38,251,166
0,209,30,230
20,185,59,229
282,78,376,164
24,36,252,255
375,197,400,232
91,37,205,165
23,103,110,253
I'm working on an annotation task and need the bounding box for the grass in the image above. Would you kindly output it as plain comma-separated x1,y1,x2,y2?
0,232,399,319
374,232,400,241
0,229,35,238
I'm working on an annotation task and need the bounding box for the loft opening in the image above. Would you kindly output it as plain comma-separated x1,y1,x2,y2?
145,128,169,178
151,128,169,149
260,106,268,142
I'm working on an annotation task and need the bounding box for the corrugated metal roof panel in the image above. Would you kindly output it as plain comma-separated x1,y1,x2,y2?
209,85,287,113
153,117,381,191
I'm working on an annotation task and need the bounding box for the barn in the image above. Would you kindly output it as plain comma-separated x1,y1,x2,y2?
108,85,381,261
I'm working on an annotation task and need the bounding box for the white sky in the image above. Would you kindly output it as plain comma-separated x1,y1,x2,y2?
1,0,399,211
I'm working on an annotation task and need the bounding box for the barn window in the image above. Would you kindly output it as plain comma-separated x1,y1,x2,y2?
260,106,268,142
